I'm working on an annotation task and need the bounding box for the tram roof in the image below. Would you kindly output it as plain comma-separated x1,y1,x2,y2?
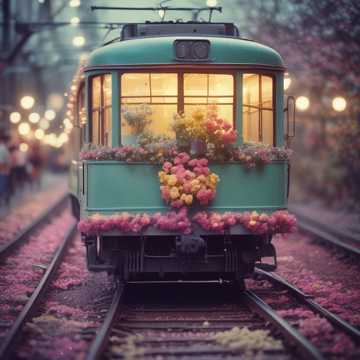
86,36,285,70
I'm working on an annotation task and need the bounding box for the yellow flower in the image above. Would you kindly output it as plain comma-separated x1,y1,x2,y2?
184,194,193,205
170,187,180,200
167,174,177,186
158,171,167,184
209,173,219,184
249,220,257,226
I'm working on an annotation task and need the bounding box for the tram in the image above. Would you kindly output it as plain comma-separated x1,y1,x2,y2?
69,20,296,282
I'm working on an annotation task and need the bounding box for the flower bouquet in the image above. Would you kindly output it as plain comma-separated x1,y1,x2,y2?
158,152,220,208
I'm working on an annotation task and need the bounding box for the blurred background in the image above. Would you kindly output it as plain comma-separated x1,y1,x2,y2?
0,0,359,211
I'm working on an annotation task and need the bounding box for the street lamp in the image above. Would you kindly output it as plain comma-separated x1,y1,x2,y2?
296,96,310,111
284,73,291,91
73,35,86,47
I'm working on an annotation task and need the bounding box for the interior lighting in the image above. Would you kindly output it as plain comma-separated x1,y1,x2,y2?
207,0,218,6
10,112,21,124
18,122,31,136
39,118,50,130
284,73,291,90
332,96,347,112
20,95,35,110
73,35,85,47
69,0,80,7
296,96,310,111
45,109,56,121
70,16,80,26
35,128,45,140
29,112,40,124
19,143,29,152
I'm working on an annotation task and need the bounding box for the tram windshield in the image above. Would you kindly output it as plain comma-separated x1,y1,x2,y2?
89,72,275,146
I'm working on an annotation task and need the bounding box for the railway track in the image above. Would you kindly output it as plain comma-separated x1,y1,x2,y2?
290,206,360,256
0,193,70,260
254,268,360,343
0,213,77,360
86,282,324,360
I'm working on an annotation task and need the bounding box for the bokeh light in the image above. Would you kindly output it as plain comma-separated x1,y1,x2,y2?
20,95,35,110
35,128,45,140
39,118,50,130
73,35,86,47
296,96,310,111
19,143,29,152
207,0,218,6
332,96,347,112
48,93,64,111
69,0,80,7
10,112,21,124
29,112,40,124
44,109,56,121
18,122,31,136
70,16,80,26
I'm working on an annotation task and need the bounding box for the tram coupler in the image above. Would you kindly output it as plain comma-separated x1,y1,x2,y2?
176,235,207,258
255,243,277,271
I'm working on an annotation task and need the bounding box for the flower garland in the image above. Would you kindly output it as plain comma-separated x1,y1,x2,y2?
78,210,296,236
80,143,292,168
158,153,219,208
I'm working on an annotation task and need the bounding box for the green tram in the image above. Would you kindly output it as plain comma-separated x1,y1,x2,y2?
69,22,295,283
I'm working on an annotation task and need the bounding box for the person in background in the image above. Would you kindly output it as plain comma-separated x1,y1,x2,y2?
0,133,11,205
11,143,28,192
28,142,44,188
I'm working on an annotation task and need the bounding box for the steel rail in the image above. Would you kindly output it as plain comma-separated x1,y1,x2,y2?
242,290,324,360
0,222,77,360
85,284,125,360
291,209,360,256
0,193,69,260
255,268,360,343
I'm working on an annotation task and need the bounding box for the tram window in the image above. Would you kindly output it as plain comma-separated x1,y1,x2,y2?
120,73,178,143
183,73,234,124
91,74,112,146
243,74,274,145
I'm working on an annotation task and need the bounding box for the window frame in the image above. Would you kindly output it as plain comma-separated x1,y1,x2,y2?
89,73,112,146
242,72,276,146
115,68,277,147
